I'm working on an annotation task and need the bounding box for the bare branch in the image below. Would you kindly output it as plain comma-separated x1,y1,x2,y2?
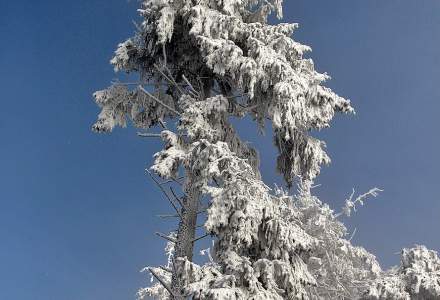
159,176,184,186
170,176,184,186
155,232,177,243
157,214,180,219
146,169,183,219
212,177,220,187
169,186,184,208
192,233,210,243
158,119,168,129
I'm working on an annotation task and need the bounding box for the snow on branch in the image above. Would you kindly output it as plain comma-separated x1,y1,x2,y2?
336,187,383,218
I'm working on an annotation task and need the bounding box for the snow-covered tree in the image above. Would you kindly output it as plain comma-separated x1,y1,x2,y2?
362,245,440,300
92,0,439,299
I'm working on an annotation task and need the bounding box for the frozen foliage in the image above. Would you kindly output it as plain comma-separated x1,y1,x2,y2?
292,186,382,299
363,245,440,300
138,233,175,299
93,0,353,184
146,100,318,298
336,188,382,218
92,0,439,299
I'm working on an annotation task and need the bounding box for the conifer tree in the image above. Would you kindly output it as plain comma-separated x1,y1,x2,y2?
92,0,439,299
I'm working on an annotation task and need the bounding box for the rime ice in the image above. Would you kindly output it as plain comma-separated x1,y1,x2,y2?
92,0,439,299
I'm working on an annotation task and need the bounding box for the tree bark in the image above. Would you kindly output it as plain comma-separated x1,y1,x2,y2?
170,170,201,299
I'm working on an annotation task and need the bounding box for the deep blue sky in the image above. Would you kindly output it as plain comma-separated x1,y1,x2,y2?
1,1,440,299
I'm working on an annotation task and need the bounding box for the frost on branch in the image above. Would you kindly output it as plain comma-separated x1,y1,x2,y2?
92,84,176,132
363,245,440,300
336,187,383,218
186,4,354,183
185,147,316,298
291,187,382,298
92,0,439,298
93,0,354,184
138,232,176,300
151,130,187,179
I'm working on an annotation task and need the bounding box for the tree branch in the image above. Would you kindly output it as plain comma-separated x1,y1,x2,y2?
182,74,199,98
146,169,183,219
157,214,180,219
137,132,162,138
138,85,181,116
169,186,184,208
147,267,175,297
155,232,177,243
158,176,184,186
159,266,172,273
153,64,185,95
192,233,210,243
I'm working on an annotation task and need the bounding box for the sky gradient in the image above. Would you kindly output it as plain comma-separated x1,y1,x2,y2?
1,1,440,299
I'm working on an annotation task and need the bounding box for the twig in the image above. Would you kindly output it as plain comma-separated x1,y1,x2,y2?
182,74,199,95
155,232,177,243
137,132,162,138
159,176,184,186
138,85,181,116
111,81,153,86
159,266,172,273
137,132,187,139
192,233,210,243
157,214,180,219
181,74,199,98
348,227,357,242
212,177,220,187
147,267,175,297
154,64,185,95
335,187,383,218
158,119,168,129
227,93,249,99
169,186,184,208
146,169,183,219
162,44,167,67
171,176,184,186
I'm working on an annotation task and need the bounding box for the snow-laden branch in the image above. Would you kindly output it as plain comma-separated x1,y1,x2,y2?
335,187,383,218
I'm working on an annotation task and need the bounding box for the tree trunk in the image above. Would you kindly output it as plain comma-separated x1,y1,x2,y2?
170,171,200,299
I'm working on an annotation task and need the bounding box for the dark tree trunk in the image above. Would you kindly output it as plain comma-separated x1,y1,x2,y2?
170,171,201,299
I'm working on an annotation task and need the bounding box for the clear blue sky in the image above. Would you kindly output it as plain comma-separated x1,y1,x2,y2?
1,1,440,299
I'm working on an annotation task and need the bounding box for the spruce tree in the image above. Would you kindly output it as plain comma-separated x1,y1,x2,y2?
92,0,440,299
